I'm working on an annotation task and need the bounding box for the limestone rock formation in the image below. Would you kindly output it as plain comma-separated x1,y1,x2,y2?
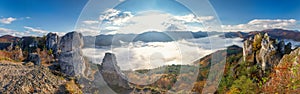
24,53,41,66
20,37,39,53
243,33,292,75
46,33,59,56
58,32,86,77
99,53,130,89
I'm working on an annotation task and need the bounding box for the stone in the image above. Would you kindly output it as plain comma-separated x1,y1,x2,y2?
58,32,86,77
25,53,41,66
243,33,290,75
59,32,83,52
59,50,86,77
99,53,130,89
46,33,59,56
0,62,66,93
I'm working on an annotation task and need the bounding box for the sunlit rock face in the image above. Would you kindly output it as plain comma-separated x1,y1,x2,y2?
58,32,86,77
99,53,130,89
46,33,59,57
243,33,292,75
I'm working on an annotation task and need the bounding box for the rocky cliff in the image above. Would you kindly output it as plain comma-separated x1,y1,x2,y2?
46,33,59,57
99,53,130,89
243,33,292,76
58,32,87,77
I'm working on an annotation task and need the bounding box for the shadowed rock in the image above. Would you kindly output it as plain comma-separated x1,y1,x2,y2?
99,53,130,89
24,53,41,66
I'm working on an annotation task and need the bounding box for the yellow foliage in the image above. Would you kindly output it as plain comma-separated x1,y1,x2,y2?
226,87,240,94
65,80,82,94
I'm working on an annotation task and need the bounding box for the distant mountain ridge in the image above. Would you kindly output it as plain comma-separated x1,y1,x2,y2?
0,35,20,43
83,31,215,47
1,29,300,48
223,29,300,41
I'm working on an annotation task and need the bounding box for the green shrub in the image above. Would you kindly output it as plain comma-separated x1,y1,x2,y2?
231,75,257,94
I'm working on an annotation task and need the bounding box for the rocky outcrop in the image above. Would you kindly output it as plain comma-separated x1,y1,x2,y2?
46,33,59,56
58,32,86,77
24,53,41,66
99,53,130,89
243,33,292,75
20,37,38,50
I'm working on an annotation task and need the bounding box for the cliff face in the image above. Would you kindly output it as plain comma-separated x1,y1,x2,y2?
46,33,59,57
99,53,130,89
58,32,86,77
243,33,293,78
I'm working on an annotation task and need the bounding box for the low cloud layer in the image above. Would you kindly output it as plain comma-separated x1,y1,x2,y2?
82,35,243,70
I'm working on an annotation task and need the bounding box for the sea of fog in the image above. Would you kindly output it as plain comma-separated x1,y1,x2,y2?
82,35,244,70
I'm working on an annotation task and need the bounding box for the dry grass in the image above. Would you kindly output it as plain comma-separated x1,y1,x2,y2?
0,50,23,62
65,80,83,94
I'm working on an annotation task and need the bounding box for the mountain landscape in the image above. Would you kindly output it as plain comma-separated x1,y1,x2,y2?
0,29,299,93
1,0,300,93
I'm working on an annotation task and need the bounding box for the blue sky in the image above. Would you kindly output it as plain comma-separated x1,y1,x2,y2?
210,0,300,24
0,0,299,36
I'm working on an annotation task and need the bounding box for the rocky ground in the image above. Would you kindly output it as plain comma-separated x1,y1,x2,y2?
0,61,67,94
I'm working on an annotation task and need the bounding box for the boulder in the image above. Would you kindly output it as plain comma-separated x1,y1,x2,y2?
20,37,38,53
58,32,86,77
25,53,41,66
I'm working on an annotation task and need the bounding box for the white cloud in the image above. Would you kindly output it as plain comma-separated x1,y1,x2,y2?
0,27,27,36
79,9,217,35
0,27,65,37
222,19,299,32
99,9,133,26
117,11,211,34
76,9,214,35
117,11,176,34
0,17,17,24
0,27,13,33
96,9,213,34
82,20,99,25
173,14,214,23
77,26,101,36
24,26,49,34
